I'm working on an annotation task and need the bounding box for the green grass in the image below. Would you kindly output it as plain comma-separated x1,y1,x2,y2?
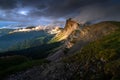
0,56,50,79
0,55,29,70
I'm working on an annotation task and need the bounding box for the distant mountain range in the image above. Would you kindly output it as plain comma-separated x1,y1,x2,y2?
0,25,62,52
9,25,62,34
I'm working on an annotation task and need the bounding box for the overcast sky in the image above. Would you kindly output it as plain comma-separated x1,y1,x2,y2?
0,0,120,26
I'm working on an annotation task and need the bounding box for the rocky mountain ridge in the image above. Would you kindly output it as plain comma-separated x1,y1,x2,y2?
65,21,119,54
48,19,119,61
3,20,120,80
50,18,80,42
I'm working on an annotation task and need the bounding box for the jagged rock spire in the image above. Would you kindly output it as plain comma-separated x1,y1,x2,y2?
50,18,80,42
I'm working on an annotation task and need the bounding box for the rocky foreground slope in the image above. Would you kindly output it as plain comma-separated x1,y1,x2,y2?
5,20,120,80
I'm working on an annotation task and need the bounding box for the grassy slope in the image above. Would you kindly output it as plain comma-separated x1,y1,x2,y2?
0,42,61,59
63,26,120,80
63,22,120,80
0,55,49,79
0,42,61,79
8,34,54,51
0,30,50,51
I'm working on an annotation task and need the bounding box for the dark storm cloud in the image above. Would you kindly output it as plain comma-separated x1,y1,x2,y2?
0,0,120,25
44,0,109,18
73,0,120,23
20,0,109,18
0,0,17,9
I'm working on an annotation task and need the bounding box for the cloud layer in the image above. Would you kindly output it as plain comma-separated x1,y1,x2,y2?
0,0,120,25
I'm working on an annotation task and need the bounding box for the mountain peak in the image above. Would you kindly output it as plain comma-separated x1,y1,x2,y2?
50,18,80,42
64,18,79,30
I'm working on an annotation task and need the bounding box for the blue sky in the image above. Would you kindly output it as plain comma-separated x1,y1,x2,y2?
0,21,19,28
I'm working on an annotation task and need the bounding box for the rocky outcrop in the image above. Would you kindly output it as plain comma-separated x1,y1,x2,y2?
47,18,80,61
48,21,119,61
69,21,119,42
5,62,74,80
50,18,80,42
67,21,119,54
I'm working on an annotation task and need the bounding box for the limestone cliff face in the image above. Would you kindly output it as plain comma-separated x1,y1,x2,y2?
50,18,80,42
48,21,119,61
66,21,119,53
